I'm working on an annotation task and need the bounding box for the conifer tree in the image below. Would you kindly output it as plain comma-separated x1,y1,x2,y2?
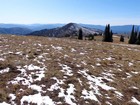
102,25,108,41
129,25,135,44
78,28,83,40
110,30,113,42
102,24,113,42
136,32,140,45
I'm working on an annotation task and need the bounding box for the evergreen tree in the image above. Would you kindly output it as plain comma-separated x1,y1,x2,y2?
120,35,124,42
102,24,113,42
110,30,113,42
102,25,108,41
78,28,83,40
129,25,136,44
136,32,140,45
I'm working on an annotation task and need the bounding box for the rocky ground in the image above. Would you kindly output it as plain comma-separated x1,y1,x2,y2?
0,35,140,105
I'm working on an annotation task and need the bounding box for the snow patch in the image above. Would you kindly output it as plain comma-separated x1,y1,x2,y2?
81,89,100,103
0,102,10,105
15,51,22,55
21,93,55,105
51,45,63,51
71,48,76,52
0,58,5,61
48,77,64,91
59,84,76,105
59,64,73,76
0,68,10,74
128,62,133,66
115,91,123,99
131,97,140,105
9,94,16,105
96,63,101,66
106,57,113,61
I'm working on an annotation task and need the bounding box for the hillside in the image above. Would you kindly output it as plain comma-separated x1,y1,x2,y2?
0,27,32,35
28,23,103,37
0,35,140,105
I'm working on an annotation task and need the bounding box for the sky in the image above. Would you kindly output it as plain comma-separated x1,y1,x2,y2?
0,0,140,25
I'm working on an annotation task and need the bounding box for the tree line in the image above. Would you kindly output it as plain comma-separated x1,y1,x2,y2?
78,24,140,45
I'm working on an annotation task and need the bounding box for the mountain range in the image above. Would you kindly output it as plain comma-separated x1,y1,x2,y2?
0,23,138,35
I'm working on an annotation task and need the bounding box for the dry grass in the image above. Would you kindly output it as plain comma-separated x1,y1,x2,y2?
0,34,140,105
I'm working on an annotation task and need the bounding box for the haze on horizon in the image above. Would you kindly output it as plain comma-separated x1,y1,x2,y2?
0,0,140,25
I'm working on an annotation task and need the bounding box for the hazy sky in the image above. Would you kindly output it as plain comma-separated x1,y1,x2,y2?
0,0,140,25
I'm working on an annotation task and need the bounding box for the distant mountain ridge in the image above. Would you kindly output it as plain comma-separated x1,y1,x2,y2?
0,27,32,35
0,23,138,35
0,23,64,31
28,23,103,37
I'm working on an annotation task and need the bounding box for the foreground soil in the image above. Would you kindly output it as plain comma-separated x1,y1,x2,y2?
0,35,140,105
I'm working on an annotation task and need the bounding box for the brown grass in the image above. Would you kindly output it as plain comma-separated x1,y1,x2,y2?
0,34,140,105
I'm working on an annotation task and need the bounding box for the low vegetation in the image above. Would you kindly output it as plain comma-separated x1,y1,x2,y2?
0,34,140,105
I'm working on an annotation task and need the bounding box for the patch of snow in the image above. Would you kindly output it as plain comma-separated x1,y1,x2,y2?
34,70,45,81
81,89,100,104
106,101,112,105
78,78,82,86
101,72,114,82
71,48,76,52
117,68,122,71
15,51,22,55
115,91,123,99
130,86,139,89
80,52,85,55
38,43,42,46
96,58,101,62
91,65,95,69
0,102,10,105
38,55,43,59
126,73,132,78
59,64,73,76
76,64,81,67
131,71,139,74
79,70,115,91
127,48,132,50
9,94,16,105
0,58,5,61
8,51,13,54
9,64,46,86
29,85,42,92
48,77,64,91
0,68,10,74
106,57,113,61
21,93,55,105
96,63,101,66
81,61,87,65
51,45,63,51
24,64,43,71
64,54,69,58
129,62,133,66
59,84,76,105
131,97,140,105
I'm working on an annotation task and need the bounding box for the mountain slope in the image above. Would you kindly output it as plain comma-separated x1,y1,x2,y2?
0,27,32,35
0,35,140,105
28,23,103,37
